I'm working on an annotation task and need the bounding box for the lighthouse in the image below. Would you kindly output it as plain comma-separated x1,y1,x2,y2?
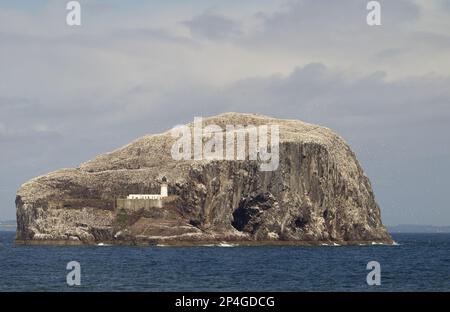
160,176,168,197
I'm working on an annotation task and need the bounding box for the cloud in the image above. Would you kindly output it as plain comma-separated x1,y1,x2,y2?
183,12,241,39
227,0,449,79
250,0,420,39
0,122,60,143
437,0,450,12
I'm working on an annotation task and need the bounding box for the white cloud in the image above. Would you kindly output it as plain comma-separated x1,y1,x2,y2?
183,12,241,39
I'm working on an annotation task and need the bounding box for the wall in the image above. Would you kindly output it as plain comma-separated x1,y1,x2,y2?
116,196,177,212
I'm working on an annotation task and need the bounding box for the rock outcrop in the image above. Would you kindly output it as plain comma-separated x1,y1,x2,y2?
15,113,392,245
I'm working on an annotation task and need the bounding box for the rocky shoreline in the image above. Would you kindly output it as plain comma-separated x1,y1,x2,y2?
15,238,395,247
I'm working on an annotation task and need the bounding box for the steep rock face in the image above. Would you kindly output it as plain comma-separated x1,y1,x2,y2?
15,113,392,245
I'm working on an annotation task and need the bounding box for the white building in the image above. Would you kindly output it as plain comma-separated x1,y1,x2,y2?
127,177,168,200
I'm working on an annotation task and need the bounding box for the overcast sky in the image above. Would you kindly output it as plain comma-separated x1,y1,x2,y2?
0,0,449,225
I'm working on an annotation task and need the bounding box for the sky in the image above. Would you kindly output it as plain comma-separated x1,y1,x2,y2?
0,0,449,225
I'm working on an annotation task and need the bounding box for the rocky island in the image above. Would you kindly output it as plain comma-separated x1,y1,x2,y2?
15,113,392,245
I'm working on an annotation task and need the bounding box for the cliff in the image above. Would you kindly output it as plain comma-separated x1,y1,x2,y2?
15,113,392,245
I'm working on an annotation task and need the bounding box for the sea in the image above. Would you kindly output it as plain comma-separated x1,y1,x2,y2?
0,231,448,291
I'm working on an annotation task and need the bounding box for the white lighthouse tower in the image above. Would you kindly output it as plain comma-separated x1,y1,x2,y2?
160,176,168,197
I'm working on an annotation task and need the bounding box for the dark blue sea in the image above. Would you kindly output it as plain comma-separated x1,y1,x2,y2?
0,231,448,291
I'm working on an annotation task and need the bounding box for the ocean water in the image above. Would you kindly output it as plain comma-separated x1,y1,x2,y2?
0,231,448,291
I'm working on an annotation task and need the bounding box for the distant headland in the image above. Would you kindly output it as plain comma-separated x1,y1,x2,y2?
0,220,16,231
388,225,450,233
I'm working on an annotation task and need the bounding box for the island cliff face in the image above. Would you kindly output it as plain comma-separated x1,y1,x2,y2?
16,113,392,245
